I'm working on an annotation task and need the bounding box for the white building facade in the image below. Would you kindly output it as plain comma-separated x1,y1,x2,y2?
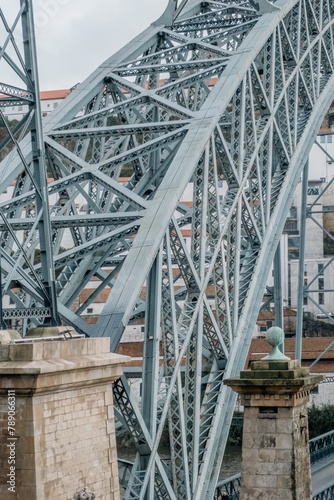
288,131,334,317
2,89,71,121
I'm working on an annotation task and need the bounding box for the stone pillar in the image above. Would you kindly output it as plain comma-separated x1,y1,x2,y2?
225,329,323,500
0,335,129,500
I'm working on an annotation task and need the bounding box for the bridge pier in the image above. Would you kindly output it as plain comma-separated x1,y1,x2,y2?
225,328,323,500
0,329,129,499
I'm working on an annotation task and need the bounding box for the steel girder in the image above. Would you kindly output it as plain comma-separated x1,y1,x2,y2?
0,0,59,325
2,0,334,498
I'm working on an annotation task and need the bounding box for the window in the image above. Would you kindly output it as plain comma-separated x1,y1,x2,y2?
53,102,58,108
289,206,297,218
318,263,324,275
320,135,326,143
319,293,324,305
319,278,324,290
288,236,300,259
303,296,308,305
328,135,332,143
308,186,320,195
87,307,93,314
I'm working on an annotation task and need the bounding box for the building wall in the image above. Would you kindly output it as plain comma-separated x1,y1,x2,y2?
285,135,334,316
2,90,71,122
308,378,334,407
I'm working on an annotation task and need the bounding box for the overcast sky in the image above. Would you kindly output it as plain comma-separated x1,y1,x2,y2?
32,0,168,90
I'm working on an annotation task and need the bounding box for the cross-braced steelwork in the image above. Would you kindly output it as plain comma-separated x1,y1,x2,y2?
2,0,334,498
0,0,58,327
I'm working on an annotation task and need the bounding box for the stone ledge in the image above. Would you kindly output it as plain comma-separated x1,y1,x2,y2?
0,355,130,396
240,368,310,379
0,352,129,374
0,338,130,397
225,374,324,394
251,360,300,371
0,337,111,362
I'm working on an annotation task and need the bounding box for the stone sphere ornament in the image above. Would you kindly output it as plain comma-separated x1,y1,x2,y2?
261,326,290,361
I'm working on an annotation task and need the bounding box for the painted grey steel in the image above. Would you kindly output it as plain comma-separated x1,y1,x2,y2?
2,0,334,498
0,0,58,325
313,483,334,500
310,429,334,466
295,161,309,361
295,146,334,355
274,244,283,329
214,430,334,498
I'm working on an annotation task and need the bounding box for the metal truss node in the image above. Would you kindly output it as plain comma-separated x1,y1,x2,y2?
1,0,334,498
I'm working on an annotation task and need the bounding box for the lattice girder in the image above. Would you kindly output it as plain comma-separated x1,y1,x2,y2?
2,1,334,498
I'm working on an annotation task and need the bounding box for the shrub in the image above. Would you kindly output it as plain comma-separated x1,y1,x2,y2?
308,403,334,439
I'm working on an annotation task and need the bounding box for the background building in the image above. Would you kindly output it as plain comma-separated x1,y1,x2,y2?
2,89,71,121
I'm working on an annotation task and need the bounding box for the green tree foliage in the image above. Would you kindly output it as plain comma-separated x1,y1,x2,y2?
227,412,244,445
0,118,21,162
227,405,334,445
308,403,334,439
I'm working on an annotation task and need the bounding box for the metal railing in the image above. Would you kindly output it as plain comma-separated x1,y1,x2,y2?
313,485,334,500
213,431,334,500
119,430,334,499
214,473,334,500
310,430,334,465
118,459,133,495
214,473,240,499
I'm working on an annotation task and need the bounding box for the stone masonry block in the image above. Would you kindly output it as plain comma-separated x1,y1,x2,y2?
0,338,128,500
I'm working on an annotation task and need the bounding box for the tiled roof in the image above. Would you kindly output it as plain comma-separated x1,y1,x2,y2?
247,337,334,372
40,89,71,100
0,89,71,101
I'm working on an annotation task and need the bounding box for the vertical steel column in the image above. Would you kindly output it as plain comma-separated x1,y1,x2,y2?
0,249,4,328
274,242,284,353
21,0,59,324
141,250,162,498
296,161,309,361
274,242,283,330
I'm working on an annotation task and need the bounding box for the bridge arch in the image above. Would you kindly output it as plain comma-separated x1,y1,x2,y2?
1,0,334,498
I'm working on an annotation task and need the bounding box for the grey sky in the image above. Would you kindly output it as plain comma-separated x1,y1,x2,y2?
33,0,168,90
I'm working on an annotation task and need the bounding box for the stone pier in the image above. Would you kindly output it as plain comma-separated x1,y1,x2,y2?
0,332,129,499
225,328,323,500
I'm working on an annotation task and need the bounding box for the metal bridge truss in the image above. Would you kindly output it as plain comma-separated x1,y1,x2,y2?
0,0,59,327
2,0,334,498
119,429,334,499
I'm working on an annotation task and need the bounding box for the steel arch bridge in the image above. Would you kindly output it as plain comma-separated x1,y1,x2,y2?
1,0,334,498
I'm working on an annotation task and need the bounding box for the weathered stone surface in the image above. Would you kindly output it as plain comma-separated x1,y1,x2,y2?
251,359,300,371
225,358,321,500
0,337,129,500
0,330,21,345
